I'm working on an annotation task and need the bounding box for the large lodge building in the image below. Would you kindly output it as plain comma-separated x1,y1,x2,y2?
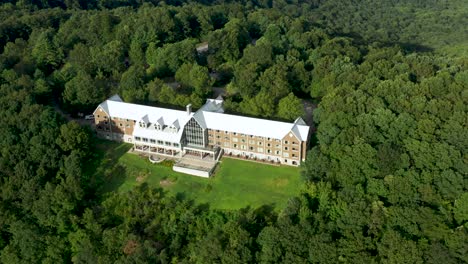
94,95,310,167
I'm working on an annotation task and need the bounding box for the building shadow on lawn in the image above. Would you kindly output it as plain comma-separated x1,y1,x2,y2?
87,139,133,195
98,164,128,194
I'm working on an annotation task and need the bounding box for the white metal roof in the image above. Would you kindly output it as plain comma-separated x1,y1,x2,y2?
96,100,191,127
95,95,310,142
94,98,191,143
133,125,183,143
199,98,224,113
195,111,310,140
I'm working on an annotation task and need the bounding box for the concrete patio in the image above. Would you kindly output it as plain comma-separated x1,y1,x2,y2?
129,147,218,178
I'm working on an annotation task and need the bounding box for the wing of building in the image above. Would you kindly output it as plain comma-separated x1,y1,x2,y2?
93,95,311,166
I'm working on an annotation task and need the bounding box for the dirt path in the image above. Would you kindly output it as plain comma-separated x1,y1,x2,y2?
303,99,317,128
52,103,94,127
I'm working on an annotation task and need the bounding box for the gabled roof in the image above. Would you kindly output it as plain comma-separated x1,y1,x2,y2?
171,120,180,129
95,94,310,142
291,124,309,141
194,111,310,140
108,94,123,102
94,94,122,115
192,111,207,129
199,98,224,113
95,101,109,115
140,114,150,124
294,117,307,126
156,117,164,126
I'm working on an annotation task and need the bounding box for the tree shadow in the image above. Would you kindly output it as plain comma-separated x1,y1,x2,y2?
328,31,434,53
85,139,133,198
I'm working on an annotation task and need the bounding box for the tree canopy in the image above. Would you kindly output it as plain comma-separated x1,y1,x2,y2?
0,0,466,262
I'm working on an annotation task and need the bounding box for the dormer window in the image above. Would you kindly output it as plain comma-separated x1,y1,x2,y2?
139,115,150,128
169,126,178,133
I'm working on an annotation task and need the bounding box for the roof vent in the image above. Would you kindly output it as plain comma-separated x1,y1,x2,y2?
186,104,192,115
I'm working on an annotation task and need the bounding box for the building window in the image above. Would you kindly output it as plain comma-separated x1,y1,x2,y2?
241,139,246,143
224,142,229,147
209,134,213,137
233,138,238,142
249,140,255,144
249,146,254,151
150,139,156,144
126,124,130,128
258,142,263,146
173,143,179,147
184,118,205,147
142,138,148,142
258,147,264,152
284,153,289,157
233,144,237,148
284,140,289,144
157,140,163,145
292,147,297,151
104,121,108,125
225,131,229,134
267,149,271,154
165,141,171,146
97,115,100,118
292,161,297,165
216,141,221,146
241,145,246,150
267,137,271,141
135,137,141,141
284,147,288,150
267,143,271,147
250,135,254,138
224,137,229,140
233,132,237,135
275,150,280,155
292,154,296,157
216,135,221,139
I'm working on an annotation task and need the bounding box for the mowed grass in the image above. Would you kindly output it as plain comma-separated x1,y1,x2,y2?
93,140,302,210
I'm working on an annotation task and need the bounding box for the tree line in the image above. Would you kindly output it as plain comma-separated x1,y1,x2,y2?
0,0,467,263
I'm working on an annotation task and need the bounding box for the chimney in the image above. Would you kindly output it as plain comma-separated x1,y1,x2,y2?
186,104,192,115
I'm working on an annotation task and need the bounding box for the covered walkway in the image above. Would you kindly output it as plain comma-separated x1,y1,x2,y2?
133,144,182,158
183,145,222,161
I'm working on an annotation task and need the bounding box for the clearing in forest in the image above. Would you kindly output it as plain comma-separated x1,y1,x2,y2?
92,140,302,210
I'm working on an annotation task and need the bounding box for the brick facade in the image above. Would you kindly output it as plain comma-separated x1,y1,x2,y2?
207,128,307,166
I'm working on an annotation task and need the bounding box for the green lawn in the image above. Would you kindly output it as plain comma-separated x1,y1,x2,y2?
93,140,302,210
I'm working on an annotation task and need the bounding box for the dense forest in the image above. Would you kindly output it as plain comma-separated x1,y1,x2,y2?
0,0,467,263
